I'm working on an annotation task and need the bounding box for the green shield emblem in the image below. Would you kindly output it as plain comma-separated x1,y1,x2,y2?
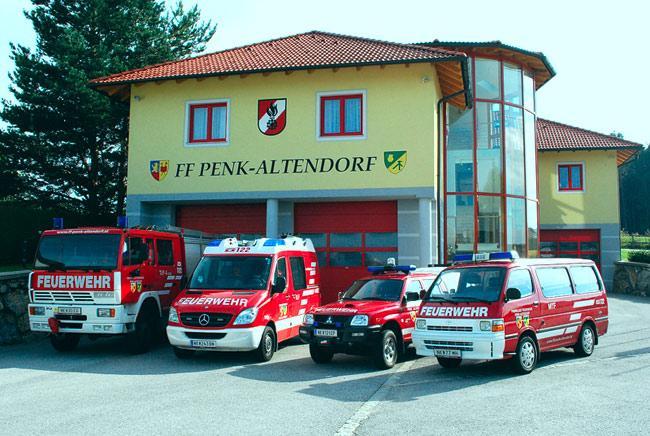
384,151,407,174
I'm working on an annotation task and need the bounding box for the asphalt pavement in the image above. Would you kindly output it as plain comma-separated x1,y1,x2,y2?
1,295,649,436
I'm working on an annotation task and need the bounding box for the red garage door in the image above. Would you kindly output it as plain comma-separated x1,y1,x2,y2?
540,229,601,268
176,204,266,239
294,201,398,303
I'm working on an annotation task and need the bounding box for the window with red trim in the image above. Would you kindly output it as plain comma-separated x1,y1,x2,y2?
188,101,228,144
558,164,583,191
319,94,363,137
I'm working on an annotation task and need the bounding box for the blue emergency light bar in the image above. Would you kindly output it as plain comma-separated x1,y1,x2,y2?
208,239,223,246
52,217,64,229
452,251,519,263
117,215,128,228
263,239,285,247
368,265,416,275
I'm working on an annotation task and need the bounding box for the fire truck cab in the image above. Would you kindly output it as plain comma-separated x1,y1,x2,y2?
300,262,443,369
166,236,320,362
28,227,208,354
413,252,609,374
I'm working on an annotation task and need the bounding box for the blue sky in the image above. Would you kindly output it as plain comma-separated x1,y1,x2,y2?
1,0,648,144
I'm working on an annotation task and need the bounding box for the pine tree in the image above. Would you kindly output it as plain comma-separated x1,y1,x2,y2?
0,0,215,220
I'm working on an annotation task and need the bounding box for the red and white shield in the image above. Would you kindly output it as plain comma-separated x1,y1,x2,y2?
258,98,287,135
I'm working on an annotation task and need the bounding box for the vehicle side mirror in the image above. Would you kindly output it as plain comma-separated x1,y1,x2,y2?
272,276,286,294
129,268,140,277
505,287,521,302
419,289,427,300
180,275,188,290
338,291,344,300
405,291,420,302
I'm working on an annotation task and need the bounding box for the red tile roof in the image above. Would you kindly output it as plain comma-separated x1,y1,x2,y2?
91,31,466,85
537,118,643,151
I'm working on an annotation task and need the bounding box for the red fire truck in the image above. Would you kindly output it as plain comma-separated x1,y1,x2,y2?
167,236,320,362
300,262,443,369
28,226,209,353
413,252,609,373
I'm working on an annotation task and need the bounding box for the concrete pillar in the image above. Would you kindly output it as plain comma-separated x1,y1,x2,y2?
419,198,433,267
266,199,279,238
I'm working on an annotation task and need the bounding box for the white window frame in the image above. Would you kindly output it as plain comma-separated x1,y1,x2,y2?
184,98,231,147
316,89,367,142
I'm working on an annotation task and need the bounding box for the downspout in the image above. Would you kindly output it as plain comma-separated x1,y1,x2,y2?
435,59,472,264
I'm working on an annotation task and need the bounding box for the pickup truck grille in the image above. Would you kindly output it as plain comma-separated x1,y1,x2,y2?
314,315,351,327
180,312,232,328
33,291,94,303
427,325,473,332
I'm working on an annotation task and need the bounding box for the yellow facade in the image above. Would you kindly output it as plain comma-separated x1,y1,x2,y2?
538,150,620,225
126,63,442,196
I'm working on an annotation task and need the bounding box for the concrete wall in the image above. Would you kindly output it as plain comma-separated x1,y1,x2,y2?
0,271,32,345
398,198,437,267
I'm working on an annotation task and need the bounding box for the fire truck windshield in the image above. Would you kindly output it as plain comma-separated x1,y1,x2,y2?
426,267,506,303
341,279,403,301
35,234,122,270
189,255,272,290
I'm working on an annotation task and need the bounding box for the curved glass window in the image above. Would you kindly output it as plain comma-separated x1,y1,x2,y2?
505,105,525,196
444,56,538,261
504,63,523,105
446,106,474,192
476,102,502,193
475,59,501,100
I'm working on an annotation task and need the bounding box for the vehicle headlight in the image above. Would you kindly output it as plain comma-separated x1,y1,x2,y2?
416,319,427,330
234,307,258,325
168,307,179,323
303,313,314,325
350,314,369,327
480,320,492,331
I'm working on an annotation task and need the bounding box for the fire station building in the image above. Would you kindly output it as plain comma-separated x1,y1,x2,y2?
92,31,642,290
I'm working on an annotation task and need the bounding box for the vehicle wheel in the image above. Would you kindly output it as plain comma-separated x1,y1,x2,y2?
50,333,81,352
512,336,538,374
374,330,398,369
173,347,195,359
574,324,596,357
255,326,276,362
437,357,462,369
309,343,334,364
126,305,158,355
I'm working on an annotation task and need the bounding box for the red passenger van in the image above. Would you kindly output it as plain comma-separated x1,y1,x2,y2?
413,252,608,373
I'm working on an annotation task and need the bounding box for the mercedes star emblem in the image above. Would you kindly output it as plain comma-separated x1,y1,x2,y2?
198,313,210,326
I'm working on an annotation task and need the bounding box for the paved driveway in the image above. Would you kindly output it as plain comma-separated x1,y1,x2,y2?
1,295,649,435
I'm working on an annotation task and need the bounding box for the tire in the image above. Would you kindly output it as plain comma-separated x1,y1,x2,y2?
126,304,158,355
574,324,596,357
309,343,334,364
173,347,195,359
512,335,538,374
50,333,81,352
437,357,462,369
255,326,276,362
373,330,398,369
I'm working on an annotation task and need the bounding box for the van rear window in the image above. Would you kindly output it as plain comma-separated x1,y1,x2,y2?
570,266,601,294
536,267,573,298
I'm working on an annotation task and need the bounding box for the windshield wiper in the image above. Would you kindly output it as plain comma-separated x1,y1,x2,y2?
450,296,492,303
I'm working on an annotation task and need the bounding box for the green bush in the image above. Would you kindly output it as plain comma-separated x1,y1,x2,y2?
627,250,650,264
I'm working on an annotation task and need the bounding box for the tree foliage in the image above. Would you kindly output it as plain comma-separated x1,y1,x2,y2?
0,0,215,219
620,146,650,234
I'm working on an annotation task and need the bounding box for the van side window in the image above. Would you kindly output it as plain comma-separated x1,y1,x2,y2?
506,269,534,298
290,257,307,290
156,239,174,266
536,267,573,298
570,266,601,294
421,279,434,290
275,258,287,283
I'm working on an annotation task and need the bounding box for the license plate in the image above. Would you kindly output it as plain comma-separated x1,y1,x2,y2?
190,339,219,348
314,329,337,337
54,307,81,315
434,349,461,358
